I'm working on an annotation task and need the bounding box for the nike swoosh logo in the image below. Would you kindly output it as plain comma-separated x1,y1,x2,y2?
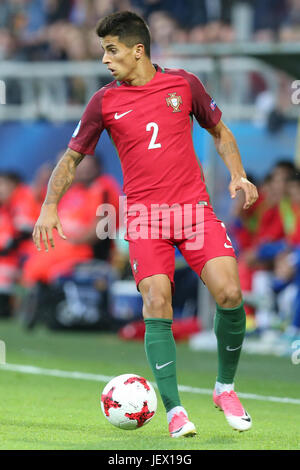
170,426,183,434
224,243,233,249
155,361,174,370
114,110,133,120
241,411,251,422
226,345,242,352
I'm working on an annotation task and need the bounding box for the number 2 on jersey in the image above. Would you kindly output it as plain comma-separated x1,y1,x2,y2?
146,122,161,150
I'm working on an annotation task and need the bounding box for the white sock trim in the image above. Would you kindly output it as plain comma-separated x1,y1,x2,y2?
167,406,187,423
215,381,234,395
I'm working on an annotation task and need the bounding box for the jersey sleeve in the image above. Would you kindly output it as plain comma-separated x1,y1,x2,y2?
68,89,105,155
185,71,222,129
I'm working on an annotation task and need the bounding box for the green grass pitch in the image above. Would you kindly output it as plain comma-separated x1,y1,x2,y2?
0,319,299,450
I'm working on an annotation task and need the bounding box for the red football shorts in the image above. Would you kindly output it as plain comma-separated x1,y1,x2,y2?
125,204,236,292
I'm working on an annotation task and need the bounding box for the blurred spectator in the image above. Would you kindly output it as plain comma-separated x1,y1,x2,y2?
147,10,177,54
0,29,18,59
0,171,39,317
45,0,72,24
86,26,102,59
254,72,293,131
18,153,122,329
269,172,300,345
22,153,121,288
69,154,122,261
231,159,300,336
253,0,289,41
0,1,12,29
280,0,300,42
0,172,39,257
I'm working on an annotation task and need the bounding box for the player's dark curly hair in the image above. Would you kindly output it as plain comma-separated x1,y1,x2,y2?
96,11,151,58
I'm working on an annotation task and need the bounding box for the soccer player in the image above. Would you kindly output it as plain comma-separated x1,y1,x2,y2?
32,11,258,438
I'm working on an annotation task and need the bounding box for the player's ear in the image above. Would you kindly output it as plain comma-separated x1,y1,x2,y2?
135,43,144,60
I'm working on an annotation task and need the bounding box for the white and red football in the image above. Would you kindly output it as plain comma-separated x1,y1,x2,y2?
100,373,157,430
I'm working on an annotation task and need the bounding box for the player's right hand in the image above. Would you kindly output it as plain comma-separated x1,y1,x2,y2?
32,204,66,252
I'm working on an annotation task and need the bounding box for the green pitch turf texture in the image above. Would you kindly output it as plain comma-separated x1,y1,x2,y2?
0,319,299,450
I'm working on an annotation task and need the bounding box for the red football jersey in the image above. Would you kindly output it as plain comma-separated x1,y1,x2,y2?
68,65,221,208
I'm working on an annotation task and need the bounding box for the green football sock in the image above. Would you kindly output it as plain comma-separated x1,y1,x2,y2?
214,301,246,384
144,318,181,412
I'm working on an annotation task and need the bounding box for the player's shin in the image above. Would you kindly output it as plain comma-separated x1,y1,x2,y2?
144,318,181,412
214,301,246,385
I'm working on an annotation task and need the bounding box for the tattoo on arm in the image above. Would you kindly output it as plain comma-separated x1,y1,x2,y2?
43,150,85,205
216,134,246,178
219,141,237,159
209,122,246,179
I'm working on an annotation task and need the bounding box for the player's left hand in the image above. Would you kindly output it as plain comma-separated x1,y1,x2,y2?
229,176,258,210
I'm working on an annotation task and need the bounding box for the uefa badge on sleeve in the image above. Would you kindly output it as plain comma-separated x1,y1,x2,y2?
210,98,217,111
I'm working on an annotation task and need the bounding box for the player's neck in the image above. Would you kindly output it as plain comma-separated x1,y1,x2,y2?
124,60,156,87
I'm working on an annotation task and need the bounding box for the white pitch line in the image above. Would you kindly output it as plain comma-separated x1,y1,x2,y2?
1,363,300,406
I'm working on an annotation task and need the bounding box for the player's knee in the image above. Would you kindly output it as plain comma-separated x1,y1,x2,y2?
216,284,242,309
142,292,172,319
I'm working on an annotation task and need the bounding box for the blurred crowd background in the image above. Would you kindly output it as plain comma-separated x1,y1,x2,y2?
0,0,300,355
1,0,300,62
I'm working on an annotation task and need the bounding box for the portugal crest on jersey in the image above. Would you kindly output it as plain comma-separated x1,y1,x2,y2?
166,92,182,112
